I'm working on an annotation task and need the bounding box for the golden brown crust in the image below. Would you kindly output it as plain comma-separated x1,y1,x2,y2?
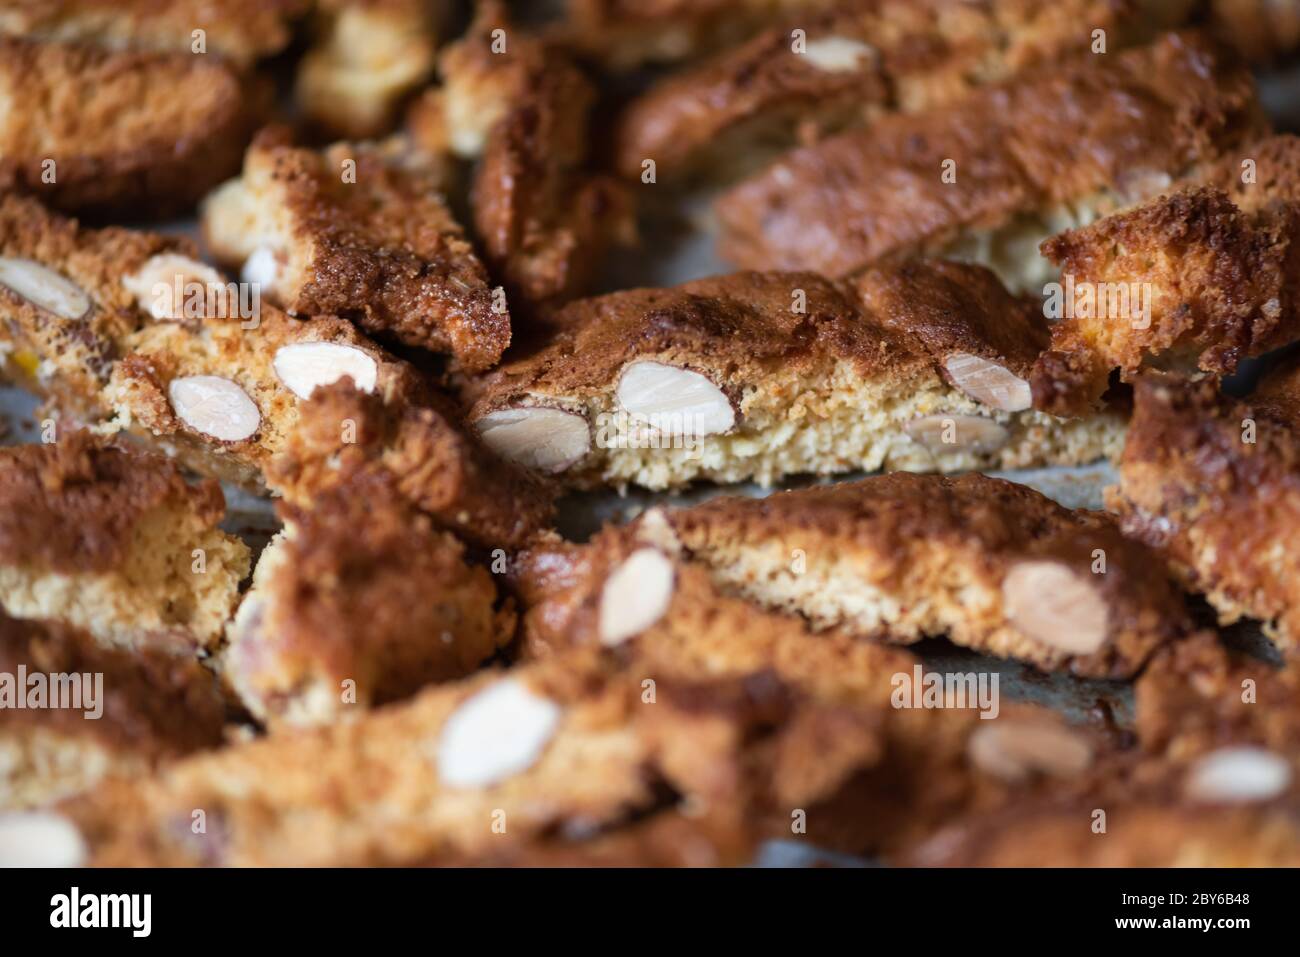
0,37,264,219
266,381,557,551
1109,374,1300,654
201,130,509,371
714,32,1263,278
223,471,511,728
0,0,309,68
0,432,223,574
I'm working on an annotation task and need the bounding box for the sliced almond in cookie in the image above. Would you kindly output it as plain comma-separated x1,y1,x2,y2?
121,253,229,320
273,342,379,399
943,353,1032,412
967,721,1093,783
0,256,91,320
615,361,735,437
801,36,875,73
241,245,282,293
476,406,591,473
905,414,1009,454
0,811,87,867
1002,560,1109,655
598,548,676,647
1185,747,1292,803
168,375,261,442
436,678,562,788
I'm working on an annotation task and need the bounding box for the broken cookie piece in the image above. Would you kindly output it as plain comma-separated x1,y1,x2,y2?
1109,374,1300,655
630,471,1192,677
467,265,1123,491
296,0,440,139
59,647,887,865
200,130,508,371
714,32,1263,291
615,0,1173,184
1032,135,1300,416
0,433,249,654
266,380,556,551
223,472,511,728
0,36,264,218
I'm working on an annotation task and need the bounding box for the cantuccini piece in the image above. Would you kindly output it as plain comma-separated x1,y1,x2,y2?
512,518,1108,853
1032,135,1300,416
623,472,1192,677
53,648,888,866
466,265,1123,491
0,37,263,218
223,473,511,729
713,32,1264,291
1209,0,1300,63
0,609,227,810
0,0,308,68
1109,373,1300,655
614,0,1177,184
0,434,249,654
200,130,508,371
266,380,556,551
296,0,440,139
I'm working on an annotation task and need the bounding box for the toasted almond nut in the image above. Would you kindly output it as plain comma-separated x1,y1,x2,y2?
0,257,91,320
905,414,1009,454
944,353,1032,412
476,406,591,473
0,811,86,867
599,547,676,646
1002,560,1109,655
1185,747,1292,804
242,245,282,292
168,375,261,442
436,678,562,788
273,342,379,399
121,253,228,320
967,721,1093,783
616,361,735,437
802,36,876,72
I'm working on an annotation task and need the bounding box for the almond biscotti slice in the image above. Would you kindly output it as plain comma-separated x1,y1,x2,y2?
0,608,228,811
222,473,512,729
295,0,441,139
466,266,1124,491
713,32,1264,291
0,433,249,654
614,0,1184,185
267,380,556,551
511,519,1107,854
1108,373,1300,655
0,37,264,218
632,471,1192,677
49,647,885,866
0,0,308,68
200,130,507,371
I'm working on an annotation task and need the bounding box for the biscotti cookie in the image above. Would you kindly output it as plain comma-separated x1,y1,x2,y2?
1209,0,1300,63
296,0,440,139
1108,374,1300,655
222,472,512,728
713,32,1264,291
267,381,556,551
511,520,1107,853
0,609,228,810
628,472,1192,677
0,433,249,654
52,648,885,866
0,37,264,218
1032,135,1300,415
614,0,1178,184
0,0,308,68
466,266,1124,491
201,130,508,371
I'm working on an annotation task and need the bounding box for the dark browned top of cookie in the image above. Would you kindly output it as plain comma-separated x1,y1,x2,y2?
0,433,225,574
